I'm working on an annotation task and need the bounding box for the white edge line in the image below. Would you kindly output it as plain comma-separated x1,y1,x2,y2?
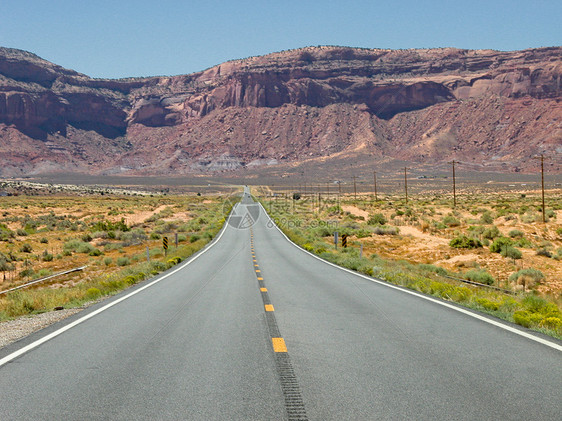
0,204,237,368
259,203,562,352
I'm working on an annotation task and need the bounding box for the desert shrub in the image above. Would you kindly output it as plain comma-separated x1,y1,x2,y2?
474,298,499,311
554,248,562,261
85,287,101,300
103,257,113,266
501,246,522,259
39,237,49,244
150,232,161,240
449,235,482,249
326,205,342,214
418,264,448,276
16,229,28,236
116,257,131,267
20,243,33,253
313,225,333,237
540,317,562,330
367,213,387,225
521,212,540,223
81,233,93,242
556,227,562,237
465,269,495,285
536,248,552,258
89,248,103,256
480,211,494,224
521,295,558,315
443,215,461,227
90,218,129,233
508,229,524,238
508,268,545,286
513,237,533,248
482,226,501,239
120,228,148,246
432,221,447,230
42,250,54,262
36,269,52,278
372,226,399,235
489,237,512,253
513,311,533,328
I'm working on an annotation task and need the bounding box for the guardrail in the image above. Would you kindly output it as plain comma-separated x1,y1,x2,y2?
0,266,87,296
441,274,515,295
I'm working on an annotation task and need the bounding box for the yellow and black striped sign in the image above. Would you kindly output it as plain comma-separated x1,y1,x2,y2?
341,234,348,248
162,236,169,250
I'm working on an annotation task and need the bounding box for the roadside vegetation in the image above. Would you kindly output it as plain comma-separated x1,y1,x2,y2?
0,193,230,321
259,187,562,340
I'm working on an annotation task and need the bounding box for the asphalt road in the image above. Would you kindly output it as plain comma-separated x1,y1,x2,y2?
0,189,560,420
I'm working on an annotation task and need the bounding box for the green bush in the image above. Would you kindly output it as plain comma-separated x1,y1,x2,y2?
508,268,545,284
536,248,552,258
540,317,562,330
489,237,512,253
116,257,131,267
449,235,482,249
513,237,533,248
372,226,399,235
513,310,533,328
443,215,461,227
482,226,501,240
85,287,101,300
480,212,494,224
367,213,387,225
475,298,499,311
103,257,113,266
501,246,522,259
465,269,495,285
42,250,54,262
418,264,448,276
508,229,524,238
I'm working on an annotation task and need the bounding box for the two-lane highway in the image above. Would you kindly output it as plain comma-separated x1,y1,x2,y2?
0,189,560,420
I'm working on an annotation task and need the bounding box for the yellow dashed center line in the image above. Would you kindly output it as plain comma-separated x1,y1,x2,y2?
257,277,263,280
260,287,267,292
265,304,274,312
255,269,261,273
272,338,287,353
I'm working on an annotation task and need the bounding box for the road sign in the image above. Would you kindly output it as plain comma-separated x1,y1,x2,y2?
341,234,348,248
163,236,169,250
334,231,338,249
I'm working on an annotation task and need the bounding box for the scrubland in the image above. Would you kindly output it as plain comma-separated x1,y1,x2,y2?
260,188,562,339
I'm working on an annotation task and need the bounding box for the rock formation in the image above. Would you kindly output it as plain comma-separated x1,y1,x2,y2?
0,45,560,176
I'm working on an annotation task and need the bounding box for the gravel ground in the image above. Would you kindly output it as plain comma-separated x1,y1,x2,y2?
0,308,83,349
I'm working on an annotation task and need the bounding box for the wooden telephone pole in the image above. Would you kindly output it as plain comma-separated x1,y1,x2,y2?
352,176,358,200
450,160,457,207
373,170,378,201
404,167,410,204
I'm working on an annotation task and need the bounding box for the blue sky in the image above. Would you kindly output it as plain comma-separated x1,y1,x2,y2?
2,0,560,79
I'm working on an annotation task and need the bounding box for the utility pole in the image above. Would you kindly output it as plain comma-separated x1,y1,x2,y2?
404,167,409,204
539,154,545,223
373,170,378,201
450,160,457,207
352,176,358,200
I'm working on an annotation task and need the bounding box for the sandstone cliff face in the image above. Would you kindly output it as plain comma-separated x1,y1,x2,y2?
0,46,560,176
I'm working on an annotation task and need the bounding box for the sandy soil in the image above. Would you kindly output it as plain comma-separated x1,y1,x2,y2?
342,205,369,219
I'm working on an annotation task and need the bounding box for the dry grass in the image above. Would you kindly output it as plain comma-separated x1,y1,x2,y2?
0,192,230,320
